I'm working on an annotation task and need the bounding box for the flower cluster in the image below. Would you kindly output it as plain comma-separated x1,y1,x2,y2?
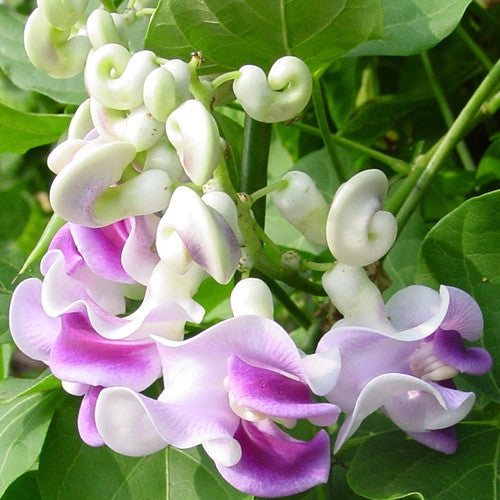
8,1,493,498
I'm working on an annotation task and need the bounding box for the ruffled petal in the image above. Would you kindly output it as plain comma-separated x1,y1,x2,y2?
9,278,60,363
45,225,84,276
334,373,474,452
216,419,330,498
227,356,338,425
408,426,457,454
49,313,161,391
433,329,492,375
440,286,484,341
95,387,238,455
78,386,105,447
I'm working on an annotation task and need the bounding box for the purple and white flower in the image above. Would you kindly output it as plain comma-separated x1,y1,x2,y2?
317,284,492,454
95,316,341,497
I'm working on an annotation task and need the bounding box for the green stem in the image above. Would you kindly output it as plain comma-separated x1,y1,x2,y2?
240,116,272,227
420,52,475,172
188,55,211,109
211,71,241,90
311,79,346,182
456,26,493,71
301,259,335,272
294,122,410,174
396,57,500,230
14,214,65,281
135,8,156,16
249,179,288,205
255,271,312,330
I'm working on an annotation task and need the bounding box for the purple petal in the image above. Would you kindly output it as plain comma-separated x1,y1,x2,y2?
433,329,492,375
44,225,84,276
95,387,238,455
78,386,105,447
70,222,133,283
49,313,161,391
9,278,60,363
216,419,331,498
408,426,457,454
440,286,483,341
227,355,338,425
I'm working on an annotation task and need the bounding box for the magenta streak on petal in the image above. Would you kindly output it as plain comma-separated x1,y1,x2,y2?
45,224,84,276
70,222,133,283
227,355,338,424
433,329,492,375
408,426,457,454
49,313,161,391
78,385,105,447
216,419,331,498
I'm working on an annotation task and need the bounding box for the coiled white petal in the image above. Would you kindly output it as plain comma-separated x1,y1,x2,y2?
271,171,329,247
143,67,178,122
90,99,163,152
67,99,94,140
24,8,91,78
166,99,221,186
85,43,158,110
37,0,88,30
142,137,185,182
233,56,312,123
326,169,397,266
86,9,127,48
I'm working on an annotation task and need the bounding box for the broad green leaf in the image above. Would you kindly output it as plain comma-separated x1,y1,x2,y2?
418,191,500,401
0,103,71,154
146,0,383,74
0,390,60,496
476,138,500,187
0,246,41,344
347,425,499,499
348,0,473,57
0,471,42,500
39,399,251,499
0,370,60,403
0,6,86,105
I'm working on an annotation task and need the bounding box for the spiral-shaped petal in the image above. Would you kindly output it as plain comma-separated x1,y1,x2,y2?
24,8,91,78
326,169,397,266
272,171,329,247
166,99,221,185
67,99,94,140
233,56,312,123
37,0,89,30
143,67,178,122
85,44,158,110
90,99,163,152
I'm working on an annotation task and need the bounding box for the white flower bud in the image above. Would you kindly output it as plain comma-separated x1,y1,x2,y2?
86,9,127,48
90,99,163,152
272,171,329,247
233,56,312,123
143,67,178,122
162,59,192,103
24,8,91,78
85,44,158,110
166,99,221,186
326,169,397,266
37,0,89,30
67,99,94,140
142,137,185,182
230,278,274,319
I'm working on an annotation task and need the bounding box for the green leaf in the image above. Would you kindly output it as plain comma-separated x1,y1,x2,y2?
348,0,473,57
0,6,87,105
348,425,499,499
0,103,71,154
0,390,60,496
0,370,60,403
39,399,251,499
476,138,500,187
0,185,30,242
0,471,42,500
146,0,383,74
418,191,500,401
